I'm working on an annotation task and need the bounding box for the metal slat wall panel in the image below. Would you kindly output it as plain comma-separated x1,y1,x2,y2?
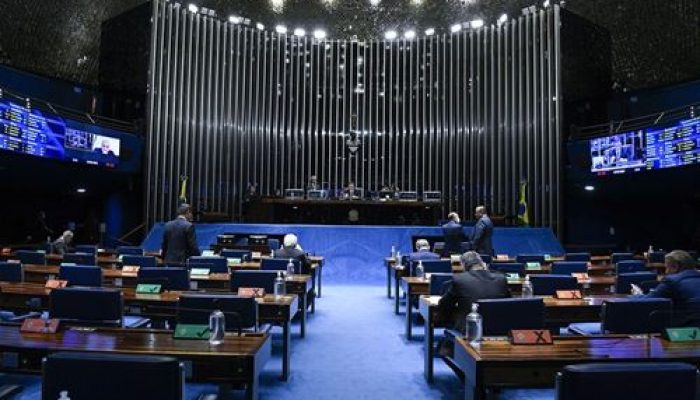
145,0,563,235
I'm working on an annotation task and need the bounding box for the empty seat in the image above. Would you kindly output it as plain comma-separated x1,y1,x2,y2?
564,252,591,262
187,256,228,273
178,293,258,332
551,261,588,275
50,288,123,326
530,275,579,296
569,298,672,335
478,298,545,336
0,262,23,282
74,245,98,254
59,265,103,287
490,263,525,276
413,260,451,276
611,252,634,264
615,272,657,294
138,267,190,291
42,352,184,400
516,254,546,264
268,238,281,251
63,253,97,266
117,246,145,256
261,258,301,274
121,255,158,268
556,362,697,400
616,260,647,274
230,270,279,293
220,249,252,261
15,250,46,265
647,251,667,263
429,273,453,295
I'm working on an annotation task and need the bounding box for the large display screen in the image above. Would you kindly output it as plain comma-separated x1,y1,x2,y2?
0,97,121,168
591,116,700,175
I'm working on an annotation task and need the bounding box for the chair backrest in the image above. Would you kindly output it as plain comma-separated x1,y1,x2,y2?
59,265,103,287
138,267,190,291
50,288,123,326
261,258,301,274
230,270,279,293
601,298,672,334
432,242,445,253
187,256,229,273
477,298,545,336
415,260,451,275
122,255,158,268
515,254,546,264
220,249,251,261
611,252,634,264
63,253,97,266
117,246,145,256
489,263,525,276
648,251,667,264
479,254,493,264
177,294,257,331
268,238,281,250
0,262,23,282
429,273,453,295
615,272,658,294
530,275,579,296
16,250,46,265
551,261,588,275
616,260,646,274
564,252,591,262
556,362,697,400
42,352,184,400
74,245,98,254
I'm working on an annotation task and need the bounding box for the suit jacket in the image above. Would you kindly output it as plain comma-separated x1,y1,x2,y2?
469,215,494,256
51,238,71,255
408,249,441,263
274,247,311,274
437,270,510,333
161,217,200,265
441,221,464,256
644,269,700,327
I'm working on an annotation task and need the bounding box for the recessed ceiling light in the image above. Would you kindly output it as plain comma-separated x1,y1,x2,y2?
76,188,87,194
275,25,288,34
384,30,397,40
425,28,435,36
450,24,462,33
404,30,416,39
187,4,199,13
229,15,242,24
293,28,305,37
470,19,484,29
313,29,327,39
584,185,595,191
256,22,265,30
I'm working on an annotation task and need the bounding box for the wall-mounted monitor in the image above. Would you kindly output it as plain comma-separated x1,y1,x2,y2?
590,130,645,174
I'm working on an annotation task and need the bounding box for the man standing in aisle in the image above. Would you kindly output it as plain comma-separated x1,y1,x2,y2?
467,205,494,256
161,204,200,265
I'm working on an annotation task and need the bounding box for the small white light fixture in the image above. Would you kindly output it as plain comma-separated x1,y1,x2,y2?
450,23,462,33
370,0,380,5
275,25,288,34
404,30,416,39
187,3,199,13
425,27,435,36
543,0,551,8
470,19,484,29
76,188,87,194
293,28,305,37
256,22,265,30
497,14,508,25
584,185,595,192
229,15,242,24
384,30,397,40
313,29,327,39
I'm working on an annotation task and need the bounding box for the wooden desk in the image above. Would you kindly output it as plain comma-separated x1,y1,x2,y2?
453,335,700,400
417,294,625,382
0,282,298,381
0,324,270,400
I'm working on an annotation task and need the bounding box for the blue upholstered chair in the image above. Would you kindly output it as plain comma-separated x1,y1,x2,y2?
230,270,279,293
412,260,451,276
63,253,97,266
647,251,667,263
556,362,698,400
0,262,23,282
42,352,185,400
74,245,98,254
117,246,144,256
16,250,46,265
177,294,259,332
477,298,545,336
615,272,658,294
121,255,158,268
261,258,301,274
564,252,591,262
551,261,588,275
611,252,634,264
616,260,647,274
432,242,445,254
530,275,579,296
515,254,546,264
138,267,190,291
429,273,453,296
59,265,102,287
490,263,526,276
187,256,228,273
50,287,147,328
268,238,281,251
220,249,252,261
569,298,672,335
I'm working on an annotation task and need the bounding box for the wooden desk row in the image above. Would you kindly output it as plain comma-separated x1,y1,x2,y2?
0,281,299,382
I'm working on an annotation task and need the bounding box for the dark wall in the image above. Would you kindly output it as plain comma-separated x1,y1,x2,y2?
0,0,698,91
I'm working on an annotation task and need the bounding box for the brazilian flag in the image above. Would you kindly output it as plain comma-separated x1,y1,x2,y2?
517,181,529,226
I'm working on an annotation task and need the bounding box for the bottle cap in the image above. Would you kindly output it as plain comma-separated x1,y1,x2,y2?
471,303,479,312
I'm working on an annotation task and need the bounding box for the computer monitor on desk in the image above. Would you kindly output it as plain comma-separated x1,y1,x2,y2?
284,188,305,199
398,191,418,202
307,189,329,200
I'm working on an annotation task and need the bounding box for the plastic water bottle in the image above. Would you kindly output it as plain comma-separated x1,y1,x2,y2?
58,391,70,400
465,303,483,346
522,275,533,298
208,310,225,345
274,271,286,298
286,258,295,276
416,260,425,279
271,249,275,258
396,251,401,264
391,245,396,258
647,245,654,258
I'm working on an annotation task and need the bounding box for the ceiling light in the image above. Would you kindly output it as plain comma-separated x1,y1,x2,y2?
450,24,462,33
384,30,397,40
425,28,435,36
370,0,380,5
294,28,305,37
187,3,199,13
404,30,416,39
498,14,508,25
584,185,595,192
229,15,242,24
543,0,551,8
470,19,484,29
313,29,327,39
256,22,265,30
76,188,87,194
275,25,288,34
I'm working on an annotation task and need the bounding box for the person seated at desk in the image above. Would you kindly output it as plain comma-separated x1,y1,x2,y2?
441,212,464,256
52,230,74,255
307,175,318,191
408,239,440,263
343,182,359,199
274,234,311,274
161,204,200,265
638,249,700,327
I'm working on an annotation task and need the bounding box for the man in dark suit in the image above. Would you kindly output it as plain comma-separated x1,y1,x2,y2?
161,204,200,265
441,212,464,256
408,239,440,263
274,234,311,274
467,205,494,256
641,250,700,326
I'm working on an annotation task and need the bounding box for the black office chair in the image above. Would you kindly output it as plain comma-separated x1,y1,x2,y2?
117,246,145,256
230,270,279,293
568,298,672,335
515,254,546,264
611,252,634,264
43,352,185,400
530,275,579,296
187,256,229,273
551,261,588,275
490,263,525,276
261,258,302,274
177,294,259,334
429,273,453,295
477,298,545,336
616,260,647,274
647,251,667,263
49,287,148,328
615,272,657,294
0,262,23,282
412,260,451,276
59,265,103,287
122,255,158,268
564,252,591,262
556,362,697,400
138,267,190,291
15,250,46,265
63,253,97,266
74,245,98,255
220,249,252,261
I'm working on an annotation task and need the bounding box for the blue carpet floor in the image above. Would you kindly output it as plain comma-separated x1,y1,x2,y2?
1,284,555,399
